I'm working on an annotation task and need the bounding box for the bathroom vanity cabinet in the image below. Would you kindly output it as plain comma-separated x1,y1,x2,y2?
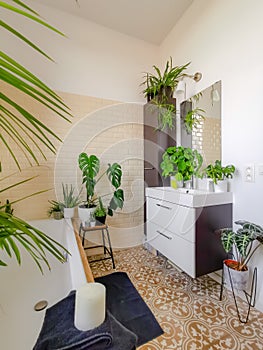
146,187,233,278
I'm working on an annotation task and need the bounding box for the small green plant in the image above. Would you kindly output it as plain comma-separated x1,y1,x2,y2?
183,107,205,134
47,200,62,217
94,197,107,217
61,183,82,208
204,160,235,184
160,146,203,182
220,221,263,271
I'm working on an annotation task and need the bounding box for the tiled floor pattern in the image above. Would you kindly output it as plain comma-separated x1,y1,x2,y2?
88,245,263,350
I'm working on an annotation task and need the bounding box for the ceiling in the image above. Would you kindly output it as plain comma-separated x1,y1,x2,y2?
34,0,193,45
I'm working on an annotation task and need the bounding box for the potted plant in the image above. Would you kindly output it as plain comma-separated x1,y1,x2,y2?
48,200,63,220
220,220,263,290
78,153,124,222
160,146,203,187
141,58,190,130
94,197,107,224
60,183,82,219
203,160,235,192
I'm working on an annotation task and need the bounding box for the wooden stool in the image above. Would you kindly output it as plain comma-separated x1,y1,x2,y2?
79,222,115,269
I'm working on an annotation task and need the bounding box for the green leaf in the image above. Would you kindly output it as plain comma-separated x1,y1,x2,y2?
106,163,122,189
221,228,235,253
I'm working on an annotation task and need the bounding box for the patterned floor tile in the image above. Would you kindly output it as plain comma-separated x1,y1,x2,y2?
88,245,263,350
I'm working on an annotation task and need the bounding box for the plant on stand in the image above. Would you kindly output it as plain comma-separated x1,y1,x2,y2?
220,220,263,290
94,197,107,224
160,146,203,187
78,153,124,223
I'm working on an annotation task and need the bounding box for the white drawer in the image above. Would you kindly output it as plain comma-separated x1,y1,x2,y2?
146,221,196,278
146,196,196,242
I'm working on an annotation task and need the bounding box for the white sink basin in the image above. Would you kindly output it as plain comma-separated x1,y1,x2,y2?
146,186,233,208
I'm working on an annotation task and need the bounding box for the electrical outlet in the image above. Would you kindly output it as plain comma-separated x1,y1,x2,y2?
258,164,263,175
244,164,255,182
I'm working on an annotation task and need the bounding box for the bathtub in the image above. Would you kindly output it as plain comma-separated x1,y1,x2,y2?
0,219,86,350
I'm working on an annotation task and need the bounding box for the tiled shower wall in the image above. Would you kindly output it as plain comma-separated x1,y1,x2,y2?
1,82,144,247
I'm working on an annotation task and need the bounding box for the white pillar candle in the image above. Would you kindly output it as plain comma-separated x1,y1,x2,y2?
74,282,106,331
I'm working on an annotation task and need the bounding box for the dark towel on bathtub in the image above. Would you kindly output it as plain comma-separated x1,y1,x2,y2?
33,291,137,350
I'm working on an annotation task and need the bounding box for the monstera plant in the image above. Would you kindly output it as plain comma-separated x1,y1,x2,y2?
78,153,124,216
0,1,71,271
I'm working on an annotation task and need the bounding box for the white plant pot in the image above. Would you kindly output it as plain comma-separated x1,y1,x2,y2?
223,260,249,291
78,206,95,224
63,207,75,219
214,180,228,192
170,176,183,189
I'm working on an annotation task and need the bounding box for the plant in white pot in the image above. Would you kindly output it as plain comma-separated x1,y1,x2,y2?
220,221,263,290
78,153,124,223
60,184,82,219
160,146,203,188
203,160,235,192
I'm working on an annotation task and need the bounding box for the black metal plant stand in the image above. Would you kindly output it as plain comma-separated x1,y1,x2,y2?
219,264,257,323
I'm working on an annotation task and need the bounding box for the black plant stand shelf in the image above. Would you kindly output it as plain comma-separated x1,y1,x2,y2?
219,264,257,323
79,222,115,269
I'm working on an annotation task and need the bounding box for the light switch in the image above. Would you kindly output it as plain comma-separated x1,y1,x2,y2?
244,164,255,182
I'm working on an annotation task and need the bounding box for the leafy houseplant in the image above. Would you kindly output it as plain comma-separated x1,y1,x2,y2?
204,160,235,184
78,153,124,216
160,146,203,183
47,200,63,220
94,197,107,224
220,221,263,271
141,58,190,130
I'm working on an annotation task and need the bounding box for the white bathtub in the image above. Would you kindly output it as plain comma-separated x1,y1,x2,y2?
0,219,86,350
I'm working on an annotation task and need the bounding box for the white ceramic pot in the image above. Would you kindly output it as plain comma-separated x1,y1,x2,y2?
223,260,249,291
78,206,95,224
170,176,183,189
63,207,75,219
214,180,228,192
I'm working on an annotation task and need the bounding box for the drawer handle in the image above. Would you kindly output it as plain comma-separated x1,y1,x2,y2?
144,167,154,170
156,203,172,210
157,230,172,240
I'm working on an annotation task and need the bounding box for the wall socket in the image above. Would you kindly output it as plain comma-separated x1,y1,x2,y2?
244,164,255,182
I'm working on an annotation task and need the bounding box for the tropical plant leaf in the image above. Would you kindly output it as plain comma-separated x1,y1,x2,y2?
78,153,100,203
106,163,122,189
108,189,124,214
221,228,235,253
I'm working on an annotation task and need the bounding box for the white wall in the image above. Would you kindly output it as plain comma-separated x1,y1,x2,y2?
161,0,263,311
2,0,159,103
